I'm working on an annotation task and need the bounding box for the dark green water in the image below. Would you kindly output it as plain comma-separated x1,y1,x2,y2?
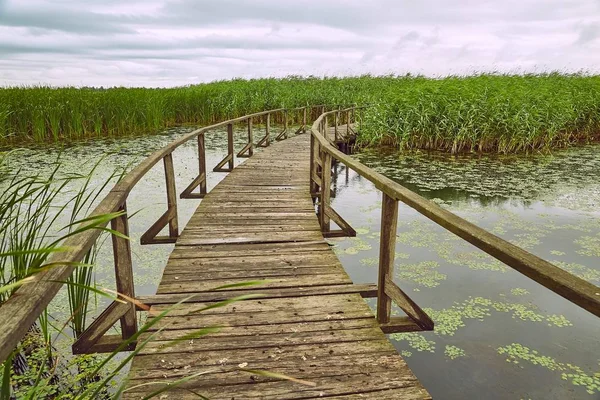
3,130,599,399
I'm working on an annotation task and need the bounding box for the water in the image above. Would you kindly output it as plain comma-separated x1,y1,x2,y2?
3,130,600,399
331,146,600,399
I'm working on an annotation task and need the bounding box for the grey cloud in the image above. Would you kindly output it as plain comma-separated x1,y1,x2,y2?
0,3,137,34
576,23,600,45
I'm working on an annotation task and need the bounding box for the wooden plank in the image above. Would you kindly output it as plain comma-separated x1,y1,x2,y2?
122,370,427,399
136,284,378,306
156,274,352,294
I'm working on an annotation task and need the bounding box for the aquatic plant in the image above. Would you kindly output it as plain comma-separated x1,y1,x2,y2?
497,344,600,395
2,74,600,153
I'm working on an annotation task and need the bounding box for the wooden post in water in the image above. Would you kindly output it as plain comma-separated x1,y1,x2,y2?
197,134,207,195
164,153,179,239
111,204,137,338
377,193,398,324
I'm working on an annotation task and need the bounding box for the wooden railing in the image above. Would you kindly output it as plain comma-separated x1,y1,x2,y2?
0,105,328,362
310,106,600,333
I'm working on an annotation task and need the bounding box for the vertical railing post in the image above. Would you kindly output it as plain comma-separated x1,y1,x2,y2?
319,151,332,232
310,133,316,196
247,118,254,156
198,134,207,195
284,110,289,139
163,153,178,239
266,113,271,146
359,108,364,131
377,193,399,324
227,123,234,169
111,202,137,338
334,111,339,141
302,107,307,133
324,115,328,139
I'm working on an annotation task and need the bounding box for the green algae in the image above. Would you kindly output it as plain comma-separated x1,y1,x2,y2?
575,234,600,257
497,344,600,395
445,345,466,360
396,261,447,288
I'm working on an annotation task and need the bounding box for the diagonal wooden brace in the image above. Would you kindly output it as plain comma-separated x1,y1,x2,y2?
72,301,134,354
180,172,206,199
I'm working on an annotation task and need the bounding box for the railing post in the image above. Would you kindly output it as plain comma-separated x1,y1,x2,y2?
377,193,399,324
164,153,179,238
266,113,270,146
228,123,234,168
198,134,207,195
302,107,307,133
111,203,137,338
319,151,332,232
334,111,339,141
310,134,317,196
247,118,254,156
284,110,289,139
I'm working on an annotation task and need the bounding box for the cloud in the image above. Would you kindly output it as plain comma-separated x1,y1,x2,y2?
0,0,599,86
576,22,600,44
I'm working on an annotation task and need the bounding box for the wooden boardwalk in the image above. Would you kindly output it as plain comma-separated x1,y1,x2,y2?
125,134,430,399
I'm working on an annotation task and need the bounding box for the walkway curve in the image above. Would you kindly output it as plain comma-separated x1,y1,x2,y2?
124,134,430,399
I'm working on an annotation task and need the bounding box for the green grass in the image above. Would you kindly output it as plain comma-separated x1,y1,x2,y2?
1,73,600,152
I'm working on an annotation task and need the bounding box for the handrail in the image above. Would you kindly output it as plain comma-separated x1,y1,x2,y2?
0,104,328,362
310,106,600,321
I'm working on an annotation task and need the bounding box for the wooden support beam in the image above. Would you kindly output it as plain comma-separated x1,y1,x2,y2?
319,151,332,232
324,205,356,237
213,124,235,171
256,113,270,147
379,316,423,334
164,153,179,239
334,111,339,141
237,118,254,158
302,107,307,133
111,204,137,339
180,132,207,198
180,173,206,199
140,208,177,245
72,301,130,354
384,275,434,331
377,193,398,324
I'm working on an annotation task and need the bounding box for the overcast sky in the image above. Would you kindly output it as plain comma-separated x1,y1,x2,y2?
0,0,599,87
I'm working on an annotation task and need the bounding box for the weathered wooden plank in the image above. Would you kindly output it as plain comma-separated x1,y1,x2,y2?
122,370,427,399
136,284,377,306
156,274,352,294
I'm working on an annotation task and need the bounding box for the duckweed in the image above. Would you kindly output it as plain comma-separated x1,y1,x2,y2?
445,345,466,360
497,344,600,395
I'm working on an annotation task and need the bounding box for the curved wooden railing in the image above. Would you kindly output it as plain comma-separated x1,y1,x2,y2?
310,106,600,332
0,105,335,362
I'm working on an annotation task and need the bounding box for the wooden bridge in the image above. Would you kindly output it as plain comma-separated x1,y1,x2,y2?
1,105,599,399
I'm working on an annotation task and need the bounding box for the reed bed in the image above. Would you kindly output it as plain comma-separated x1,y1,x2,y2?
1,74,599,152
